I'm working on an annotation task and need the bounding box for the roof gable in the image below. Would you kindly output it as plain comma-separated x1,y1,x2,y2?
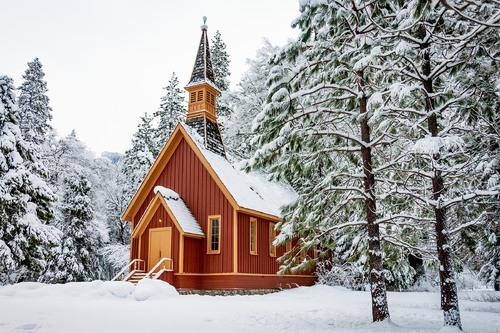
154,186,204,236
131,190,204,239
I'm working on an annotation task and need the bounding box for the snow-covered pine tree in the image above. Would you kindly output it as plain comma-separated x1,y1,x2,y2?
443,0,500,293
153,72,186,154
376,0,500,328
224,40,280,160
0,75,59,284
42,172,103,283
17,58,53,146
121,112,156,201
210,30,232,126
100,158,129,246
100,158,130,276
46,130,95,189
210,30,230,92
44,130,119,279
249,0,411,322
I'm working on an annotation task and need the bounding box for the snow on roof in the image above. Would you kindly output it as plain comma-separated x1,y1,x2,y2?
154,186,205,236
181,123,298,217
185,78,219,92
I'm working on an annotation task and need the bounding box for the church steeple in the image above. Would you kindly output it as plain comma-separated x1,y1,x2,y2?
185,17,226,157
187,16,217,88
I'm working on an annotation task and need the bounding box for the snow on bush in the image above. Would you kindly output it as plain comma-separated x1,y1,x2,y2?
316,260,368,291
133,279,179,301
101,281,135,298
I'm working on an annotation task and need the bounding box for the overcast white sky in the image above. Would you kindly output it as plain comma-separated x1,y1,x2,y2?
0,0,300,155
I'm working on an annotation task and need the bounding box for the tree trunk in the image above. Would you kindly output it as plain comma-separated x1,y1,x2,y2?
358,70,390,322
420,25,462,330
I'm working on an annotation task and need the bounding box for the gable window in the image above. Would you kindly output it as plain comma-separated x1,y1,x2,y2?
207,215,221,254
250,218,257,255
269,223,277,257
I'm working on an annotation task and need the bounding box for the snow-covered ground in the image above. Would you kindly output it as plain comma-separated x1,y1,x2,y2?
0,280,498,333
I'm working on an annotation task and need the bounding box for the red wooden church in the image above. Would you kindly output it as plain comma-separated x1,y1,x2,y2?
119,21,316,290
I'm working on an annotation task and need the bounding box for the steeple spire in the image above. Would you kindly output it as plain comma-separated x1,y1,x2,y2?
184,17,226,158
187,17,217,89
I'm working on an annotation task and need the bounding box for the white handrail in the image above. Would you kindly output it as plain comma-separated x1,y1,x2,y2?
153,268,169,280
144,258,173,279
111,259,145,281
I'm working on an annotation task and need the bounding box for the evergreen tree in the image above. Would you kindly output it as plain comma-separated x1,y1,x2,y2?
17,58,53,146
446,1,500,292
375,1,499,328
42,172,103,283
0,75,59,284
45,130,121,280
250,1,402,322
153,72,186,154
210,30,231,92
210,30,232,126
225,40,280,160
121,113,156,201
99,160,130,278
93,157,127,246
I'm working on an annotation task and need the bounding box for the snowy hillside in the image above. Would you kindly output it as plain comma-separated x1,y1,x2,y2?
0,281,498,333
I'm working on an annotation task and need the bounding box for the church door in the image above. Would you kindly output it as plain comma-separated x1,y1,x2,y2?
148,227,172,272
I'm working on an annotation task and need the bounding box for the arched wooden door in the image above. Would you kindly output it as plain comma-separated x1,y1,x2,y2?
148,227,172,271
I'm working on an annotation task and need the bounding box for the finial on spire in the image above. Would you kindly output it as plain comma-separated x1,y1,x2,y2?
201,16,208,30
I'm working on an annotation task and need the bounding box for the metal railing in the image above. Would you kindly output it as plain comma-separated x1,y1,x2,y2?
111,259,145,281
144,258,173,280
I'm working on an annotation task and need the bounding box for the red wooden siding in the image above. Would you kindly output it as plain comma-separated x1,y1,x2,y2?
183,237,203,273
237,213,287,274
131,238,139,262
173,274,316,290
132,138,234,274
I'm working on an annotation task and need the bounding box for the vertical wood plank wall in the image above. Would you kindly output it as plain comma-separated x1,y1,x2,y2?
132,138,234,274
237,213,287,274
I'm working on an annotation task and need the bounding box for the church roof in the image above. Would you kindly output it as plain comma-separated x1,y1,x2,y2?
187,18,217,89
181,123,297,217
